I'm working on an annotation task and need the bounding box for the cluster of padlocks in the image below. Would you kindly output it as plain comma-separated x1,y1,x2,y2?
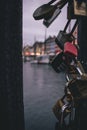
33,0,87,72
33,0,87,128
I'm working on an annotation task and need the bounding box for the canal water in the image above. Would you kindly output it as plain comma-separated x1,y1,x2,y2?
23,62,66,130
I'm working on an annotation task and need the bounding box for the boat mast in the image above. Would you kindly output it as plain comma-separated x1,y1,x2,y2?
44,27,47,54
34,35,36,59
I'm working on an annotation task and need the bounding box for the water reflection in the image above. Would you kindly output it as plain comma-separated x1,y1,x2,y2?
23,62,66,130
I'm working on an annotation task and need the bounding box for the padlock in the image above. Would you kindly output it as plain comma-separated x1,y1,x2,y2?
74,0,87,16
55,19,78,50
52,95,71,121
33,0,68,22
64,42,78,57
67,0,87,19
43,0,68,27
67,78,87,101
50,51,67,73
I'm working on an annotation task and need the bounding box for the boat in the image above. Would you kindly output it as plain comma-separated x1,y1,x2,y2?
30,59,38,64
30,54,50,64
38,54,50,64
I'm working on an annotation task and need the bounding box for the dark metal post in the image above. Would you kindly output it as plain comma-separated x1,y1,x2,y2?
77,17,87,130
0,1,25,130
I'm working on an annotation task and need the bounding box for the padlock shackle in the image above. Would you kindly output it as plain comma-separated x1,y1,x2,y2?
47,0,57,5
70,20,78,35
48,0,68,8
59,0,68,9
55,0,68,9
64,20,71,32
63,19,78,35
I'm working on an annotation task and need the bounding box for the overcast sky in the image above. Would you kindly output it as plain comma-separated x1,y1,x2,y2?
23,0,68,46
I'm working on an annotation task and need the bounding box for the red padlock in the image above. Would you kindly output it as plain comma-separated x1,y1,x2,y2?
64,42,78,57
